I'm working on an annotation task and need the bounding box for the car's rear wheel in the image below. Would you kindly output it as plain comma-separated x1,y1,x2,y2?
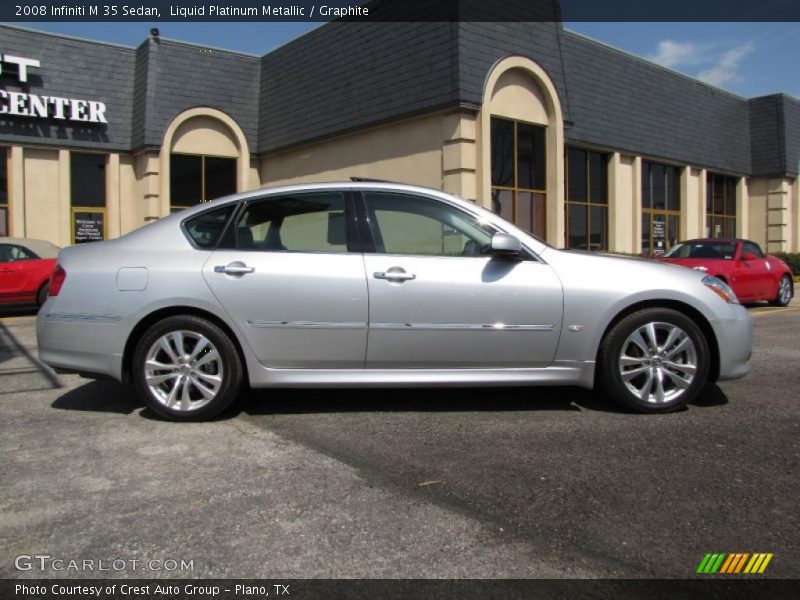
769,275,793,307
599,308,710,413
36,283,49,308
132,315,243,421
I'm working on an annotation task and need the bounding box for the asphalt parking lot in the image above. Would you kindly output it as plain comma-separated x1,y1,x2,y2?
1,300,798,579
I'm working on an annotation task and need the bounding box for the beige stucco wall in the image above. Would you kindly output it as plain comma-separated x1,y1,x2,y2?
21,148,66,245
749,177,795,252
681,167,705,241
488,68,550,125
608,153,636,253
260,112,446,189
171,115,240,158
793,177,800,252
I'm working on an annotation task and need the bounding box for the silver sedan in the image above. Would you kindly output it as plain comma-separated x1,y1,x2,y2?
37,182,752,421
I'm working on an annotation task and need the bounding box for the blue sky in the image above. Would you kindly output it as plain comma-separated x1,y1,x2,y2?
11,21,800,99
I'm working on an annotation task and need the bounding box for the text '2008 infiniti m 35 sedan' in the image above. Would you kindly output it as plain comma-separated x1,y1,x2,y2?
37,182,752,421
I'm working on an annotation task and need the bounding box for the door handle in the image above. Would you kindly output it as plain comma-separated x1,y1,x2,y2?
214,262,255,276
374,269,416,282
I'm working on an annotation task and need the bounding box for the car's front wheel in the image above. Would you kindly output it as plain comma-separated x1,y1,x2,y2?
132,315,243,421
598,308,710,413
769,275,793,307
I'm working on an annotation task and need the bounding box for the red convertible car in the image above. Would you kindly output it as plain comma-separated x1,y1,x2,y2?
660,238,793,306
0,237,60,308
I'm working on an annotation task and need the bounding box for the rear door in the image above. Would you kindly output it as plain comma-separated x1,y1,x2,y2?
357,191,563,368
202,191,369,369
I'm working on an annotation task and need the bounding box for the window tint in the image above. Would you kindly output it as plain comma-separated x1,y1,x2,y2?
364,192,495,257
184,205,236,249
234,192,348,253
742,242,764,258
0,244,37,262
0,147,8,237
70,153,106,207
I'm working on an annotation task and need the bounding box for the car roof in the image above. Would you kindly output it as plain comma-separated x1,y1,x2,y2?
0,237,60,258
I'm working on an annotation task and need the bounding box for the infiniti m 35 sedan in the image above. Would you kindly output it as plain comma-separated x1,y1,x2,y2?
37,182,752,421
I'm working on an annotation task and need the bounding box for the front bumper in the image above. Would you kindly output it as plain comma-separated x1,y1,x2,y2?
711,304,753,381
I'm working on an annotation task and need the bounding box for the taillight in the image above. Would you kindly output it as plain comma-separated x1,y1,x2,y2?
49,264,66,296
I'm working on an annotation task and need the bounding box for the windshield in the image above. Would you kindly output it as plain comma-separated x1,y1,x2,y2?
664,242,737,260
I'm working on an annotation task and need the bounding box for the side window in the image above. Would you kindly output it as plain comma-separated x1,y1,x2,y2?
363,192,495,257
184,205,236,249
235,192,348,253
3,245,37,261
742,242,764,259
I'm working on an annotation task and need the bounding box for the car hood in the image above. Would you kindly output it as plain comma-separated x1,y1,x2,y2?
542,248,709,294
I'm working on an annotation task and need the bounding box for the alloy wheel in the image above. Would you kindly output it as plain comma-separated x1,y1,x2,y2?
779,277,792,305
144,330,223,412
618,321,698,404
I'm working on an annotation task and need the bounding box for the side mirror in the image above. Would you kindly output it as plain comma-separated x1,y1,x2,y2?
490,233,522,256
742,252,758,262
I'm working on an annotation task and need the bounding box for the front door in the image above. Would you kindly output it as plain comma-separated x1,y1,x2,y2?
203,191,368,369
735,241,773,300
358,191,563,368
0,244,34,301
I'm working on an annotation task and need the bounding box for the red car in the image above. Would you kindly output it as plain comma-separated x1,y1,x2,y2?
0,237,60,308
660,238,793,306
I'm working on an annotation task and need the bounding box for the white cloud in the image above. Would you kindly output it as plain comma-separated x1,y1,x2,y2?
647,40,708,69
647,39,756,89
696,42,755,87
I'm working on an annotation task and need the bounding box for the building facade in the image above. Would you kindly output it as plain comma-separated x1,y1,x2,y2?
1,17,799,253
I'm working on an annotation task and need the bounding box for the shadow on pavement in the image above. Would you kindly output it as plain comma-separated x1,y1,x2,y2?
0,306,39,318
0,318,61,391
241,385,639,416
51,380,141,414
50,379,729,420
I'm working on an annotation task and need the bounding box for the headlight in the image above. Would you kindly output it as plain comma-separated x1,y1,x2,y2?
702,275,739,304
693,265,708,272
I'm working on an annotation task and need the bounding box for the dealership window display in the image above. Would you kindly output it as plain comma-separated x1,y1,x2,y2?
565,147,609,251
70,152,106,244
706,173,738,239
0,147,7,236
490,117,547,239
641,160,681,255
170,153,236,212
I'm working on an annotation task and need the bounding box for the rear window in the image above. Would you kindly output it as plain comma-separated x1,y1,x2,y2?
184,205,236,249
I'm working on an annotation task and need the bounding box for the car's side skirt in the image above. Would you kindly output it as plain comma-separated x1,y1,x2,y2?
246,360,596,390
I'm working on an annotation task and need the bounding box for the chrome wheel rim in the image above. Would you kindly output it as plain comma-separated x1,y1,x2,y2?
779,277,792,305
144,330,223,412
619,321,697,404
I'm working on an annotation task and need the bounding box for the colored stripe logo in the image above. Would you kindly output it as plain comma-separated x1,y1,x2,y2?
696,553,773,574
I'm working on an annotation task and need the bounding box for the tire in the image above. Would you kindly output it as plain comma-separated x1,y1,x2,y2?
598,308,710,413
36,283,49,308
769,275,793,307
132,315,243,421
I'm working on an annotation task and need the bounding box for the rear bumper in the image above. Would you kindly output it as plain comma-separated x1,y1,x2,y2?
37,312,125,381
711,305,753,381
